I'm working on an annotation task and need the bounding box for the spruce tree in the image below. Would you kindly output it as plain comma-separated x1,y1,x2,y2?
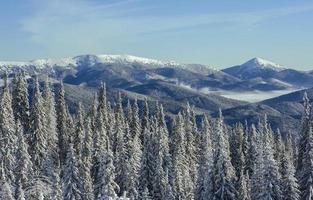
230,123,246,178
24,176,48,200
80,118,94,200
171,113,193,199
183,103,198,191
97,82,107,119
92,106,108,191
149,116,169,200
139,127,154,199
280,134,300,200
242,121,249,159
12,73,30,132
141,187,152,200
141,98,150,143
274,128,284,174
252,116,281,200
127,126,143,199
15,179,26,200
112,93,128,195
95,142,119,199
251,126,265,200
97,82,109,141
237,170,251,200
262,117,282,199
0,73,17,185
89,93,98,136
0,175,14,200
15,120,33,190
42,78,59,167
245,124,258,177
29,77,47,172
297,92,311,177
156,103,171,176
56,81,69,166
51,172,62,200
212,110,237,200
62,143,83,200
195,115,214,200
126,99,133,123
131,98,142,140
299,126,313,199
73,102,85,158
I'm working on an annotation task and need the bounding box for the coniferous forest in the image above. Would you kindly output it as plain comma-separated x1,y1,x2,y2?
1,73,313,200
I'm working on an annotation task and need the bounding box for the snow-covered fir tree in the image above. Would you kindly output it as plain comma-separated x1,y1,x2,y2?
237,170,251,200
126,122,142,199
113,93,128,196
15,179,26,200
183,103,198,193
95,141,119,200
15,120,32,192
81,118,95,200
1,73,313,200
12,73,30,133
212,110,238,199
141,98,150,143
74,102,85,158
171,112,193,200
0,73,17,186
92,100,109,195
0,174,15,200
251,116,282,200
195,115,214,200
280,133,300,200
42,78,59,167
29,77,48,172
299,126,313,199
245,124,258,177
297,92,311,176
230,123,246,179
56,81,69,166
138,127,154,200
62,143,83,200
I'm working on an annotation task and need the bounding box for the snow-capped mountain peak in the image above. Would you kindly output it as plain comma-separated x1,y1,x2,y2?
0,54,217,75
71,54,182,67
242,57,285,71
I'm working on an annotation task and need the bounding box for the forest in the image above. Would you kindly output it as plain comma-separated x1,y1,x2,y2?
0,73,312,200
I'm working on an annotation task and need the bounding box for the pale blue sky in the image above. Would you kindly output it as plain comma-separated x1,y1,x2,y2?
0,0,313,69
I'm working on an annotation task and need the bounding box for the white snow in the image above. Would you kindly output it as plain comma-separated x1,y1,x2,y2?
242,57,285,71
0,58,76,69
0,54,217,74
29,58,77,68
97,54,180,66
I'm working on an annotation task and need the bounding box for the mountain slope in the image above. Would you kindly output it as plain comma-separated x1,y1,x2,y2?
222,57,313,90
1,54,312,136
222,57,285,80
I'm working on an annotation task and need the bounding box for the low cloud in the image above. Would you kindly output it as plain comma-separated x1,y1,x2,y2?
201,88,300,103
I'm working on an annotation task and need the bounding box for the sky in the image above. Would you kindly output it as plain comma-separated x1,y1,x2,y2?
0,0,313,70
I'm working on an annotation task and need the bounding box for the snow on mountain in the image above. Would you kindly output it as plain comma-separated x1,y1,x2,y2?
0,54,216,75
0,58,76,69
222,57,287,80
242,57,285,71
97,54,179,66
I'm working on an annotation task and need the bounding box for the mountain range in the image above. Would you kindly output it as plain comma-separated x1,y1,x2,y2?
1,54,312,135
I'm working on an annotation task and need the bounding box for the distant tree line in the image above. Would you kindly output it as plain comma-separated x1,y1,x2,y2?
0,73,312,200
